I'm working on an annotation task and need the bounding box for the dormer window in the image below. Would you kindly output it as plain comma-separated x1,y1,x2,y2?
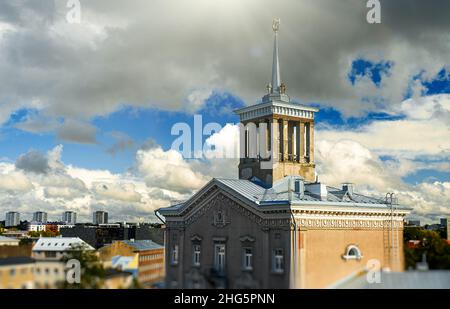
342,245,363,261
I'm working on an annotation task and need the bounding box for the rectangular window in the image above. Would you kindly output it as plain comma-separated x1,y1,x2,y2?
171,244,179,265
193,244,201,267
242,247,253,271
45,251,57,258
273,248,284,273
214,244,226,273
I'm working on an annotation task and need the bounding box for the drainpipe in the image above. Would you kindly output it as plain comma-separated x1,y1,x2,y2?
288,177,298,288
290,210,297,289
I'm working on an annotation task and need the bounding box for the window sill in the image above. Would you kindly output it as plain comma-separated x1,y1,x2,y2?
342,255,363,261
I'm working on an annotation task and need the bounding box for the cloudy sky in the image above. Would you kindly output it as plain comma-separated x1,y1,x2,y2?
0,0,449,223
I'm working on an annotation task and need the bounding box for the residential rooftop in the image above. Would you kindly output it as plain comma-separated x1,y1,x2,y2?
32,237,94,252
0,256,35,266
159,176,411,216
122,239,163,251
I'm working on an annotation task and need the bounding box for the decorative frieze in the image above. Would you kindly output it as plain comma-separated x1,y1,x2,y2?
165,188,406,232
238,104,315,122
295,217,404,230
167,191,291,229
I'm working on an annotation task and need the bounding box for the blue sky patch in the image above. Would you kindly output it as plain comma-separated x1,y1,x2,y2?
348,58,393,87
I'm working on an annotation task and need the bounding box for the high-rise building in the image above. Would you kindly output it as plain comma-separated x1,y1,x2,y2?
442,218,450,241
60,222,164,249
5,212,20,227
448,219,450,242
62,211,77,224
93,211,108,224
32,211,48,223
407,220,421,227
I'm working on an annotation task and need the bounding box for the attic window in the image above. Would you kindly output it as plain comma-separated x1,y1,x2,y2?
342,245,363,261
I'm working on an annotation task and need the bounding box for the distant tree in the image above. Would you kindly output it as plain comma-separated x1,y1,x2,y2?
404,226,423,242
27,230,61,238
41,230,60,237
404,228,450,269
128,278,143,289
19,238,33,246
438,226,447,240
28,231,41,238
58,245,106,289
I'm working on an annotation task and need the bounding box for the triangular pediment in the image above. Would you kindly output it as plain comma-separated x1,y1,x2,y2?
162,179,291,229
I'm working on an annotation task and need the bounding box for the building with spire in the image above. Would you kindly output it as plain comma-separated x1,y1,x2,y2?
235,18,318,185
158,19,411,289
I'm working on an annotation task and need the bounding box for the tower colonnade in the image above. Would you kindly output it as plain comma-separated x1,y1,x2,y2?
241,118,314,164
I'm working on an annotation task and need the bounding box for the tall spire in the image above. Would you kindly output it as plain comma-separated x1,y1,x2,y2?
262,18,289,103
271,18,281,93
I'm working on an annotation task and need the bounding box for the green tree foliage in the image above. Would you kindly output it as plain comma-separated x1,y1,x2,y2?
58,245,106,289
27,230,61,238
404,227,450,270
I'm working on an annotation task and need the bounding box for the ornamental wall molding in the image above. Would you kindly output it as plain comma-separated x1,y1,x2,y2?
166,191,291,229
293,212,405,222
291,208,408,217
294,217,404,230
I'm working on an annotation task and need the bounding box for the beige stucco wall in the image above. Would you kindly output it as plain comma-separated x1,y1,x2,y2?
300,228,404,288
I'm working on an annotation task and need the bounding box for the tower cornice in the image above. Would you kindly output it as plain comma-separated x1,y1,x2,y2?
234,100,319,122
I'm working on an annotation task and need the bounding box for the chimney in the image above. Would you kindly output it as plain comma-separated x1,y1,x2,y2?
294,179,305,198
307,183,328,200
342,183,354,197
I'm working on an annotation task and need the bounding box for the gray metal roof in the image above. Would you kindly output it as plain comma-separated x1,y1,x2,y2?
216,178,267,203
122,240,163,251
0,236,20,242
158,176,405,216
0,256,35,266
337,270,450,289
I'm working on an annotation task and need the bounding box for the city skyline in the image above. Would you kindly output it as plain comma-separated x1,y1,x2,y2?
0,0,449,224
0,1,449,296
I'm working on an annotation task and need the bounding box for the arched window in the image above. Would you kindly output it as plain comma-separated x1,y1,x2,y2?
342,245,363,261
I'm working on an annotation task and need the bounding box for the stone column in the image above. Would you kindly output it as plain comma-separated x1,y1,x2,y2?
295,122,301,163
282,119,289,161
260,120,269,159
271,118,280,162
288,122,295,161
256,122,260,159
309,122,314,163
305,123,310,163
299,122,305,163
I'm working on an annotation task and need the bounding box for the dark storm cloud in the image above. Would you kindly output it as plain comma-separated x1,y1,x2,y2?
0,0,449,124
15,150,50,174
56,120,97,144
